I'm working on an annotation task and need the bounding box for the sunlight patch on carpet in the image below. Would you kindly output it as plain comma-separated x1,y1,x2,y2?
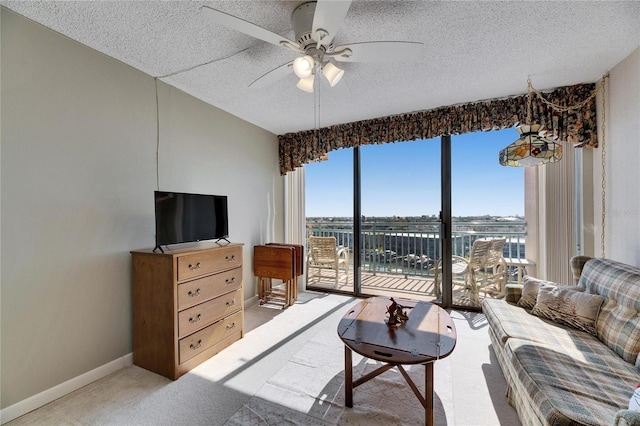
224,328,447,425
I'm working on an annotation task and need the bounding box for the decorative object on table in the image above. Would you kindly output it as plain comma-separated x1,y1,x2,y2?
386,297,412,326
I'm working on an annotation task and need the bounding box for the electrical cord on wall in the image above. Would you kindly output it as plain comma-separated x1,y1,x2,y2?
152,48,252,191
155,47,251,79
155,77,160,191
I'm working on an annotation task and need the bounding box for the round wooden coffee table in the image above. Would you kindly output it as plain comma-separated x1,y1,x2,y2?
337,296,457,426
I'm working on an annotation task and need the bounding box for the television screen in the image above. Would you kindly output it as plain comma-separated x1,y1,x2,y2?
154,191,228,249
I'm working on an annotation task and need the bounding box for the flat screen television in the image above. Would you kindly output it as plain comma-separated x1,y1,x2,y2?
154,191,229,252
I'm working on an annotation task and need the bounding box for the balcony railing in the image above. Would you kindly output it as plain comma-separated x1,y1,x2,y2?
306,218,527,279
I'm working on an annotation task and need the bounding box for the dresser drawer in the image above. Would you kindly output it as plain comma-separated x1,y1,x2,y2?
178,289,242,338
177,267,242,311
177,246,242,281
179,310,243,364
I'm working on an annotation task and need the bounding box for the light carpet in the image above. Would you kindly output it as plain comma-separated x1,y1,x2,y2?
7,292,519,425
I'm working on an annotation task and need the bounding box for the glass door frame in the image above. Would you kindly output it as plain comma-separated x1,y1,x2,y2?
350,136,454,309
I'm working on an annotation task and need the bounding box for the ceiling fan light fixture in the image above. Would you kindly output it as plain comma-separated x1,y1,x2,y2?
296,75,315,93
322,62,344,87
293,55,315,79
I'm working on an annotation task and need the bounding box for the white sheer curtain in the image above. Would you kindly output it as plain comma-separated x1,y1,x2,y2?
530,143,579,284
284,167,306,288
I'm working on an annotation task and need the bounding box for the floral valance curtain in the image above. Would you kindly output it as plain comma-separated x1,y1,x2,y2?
278,82,597,175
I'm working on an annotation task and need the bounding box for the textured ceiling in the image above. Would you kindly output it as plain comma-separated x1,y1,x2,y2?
3,1,640,135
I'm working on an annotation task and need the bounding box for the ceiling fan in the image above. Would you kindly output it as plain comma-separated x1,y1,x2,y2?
201,1,423,92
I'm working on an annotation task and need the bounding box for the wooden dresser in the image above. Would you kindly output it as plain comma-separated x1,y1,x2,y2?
131,243,244,380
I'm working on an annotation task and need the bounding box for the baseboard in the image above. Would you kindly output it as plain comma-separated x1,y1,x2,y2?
0,353,134,424
245,294,260,307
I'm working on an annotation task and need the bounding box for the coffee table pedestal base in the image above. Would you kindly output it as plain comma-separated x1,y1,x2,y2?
344,346,435,426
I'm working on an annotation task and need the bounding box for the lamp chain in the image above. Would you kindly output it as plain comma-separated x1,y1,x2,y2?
528,75,609,257
526,80,533,123
528,78,605,113
600,75,608,258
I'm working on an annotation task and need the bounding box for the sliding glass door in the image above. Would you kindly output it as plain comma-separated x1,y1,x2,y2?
449,129,525,308
359,138,442,302
305,129,525,310
305,148,355,293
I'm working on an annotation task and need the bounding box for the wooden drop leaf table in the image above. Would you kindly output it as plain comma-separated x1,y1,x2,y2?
337,296,457,426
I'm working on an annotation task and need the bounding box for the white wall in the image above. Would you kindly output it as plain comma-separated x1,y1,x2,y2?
593,47,640,266
1,8,282,411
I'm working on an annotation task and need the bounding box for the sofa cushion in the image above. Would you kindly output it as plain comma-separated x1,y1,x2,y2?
518,275,556,309
483,299,599,350
505,337,639,425
531,284,603,336
578,258,640,364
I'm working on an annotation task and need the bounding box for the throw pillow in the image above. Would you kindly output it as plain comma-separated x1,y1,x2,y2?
518,276,557,309
531,284,603,335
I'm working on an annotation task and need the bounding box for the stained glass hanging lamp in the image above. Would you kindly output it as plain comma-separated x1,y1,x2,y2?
499,79,562,167
499,123,562,167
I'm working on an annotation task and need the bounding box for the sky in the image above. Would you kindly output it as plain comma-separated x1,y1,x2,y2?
305,127,525,217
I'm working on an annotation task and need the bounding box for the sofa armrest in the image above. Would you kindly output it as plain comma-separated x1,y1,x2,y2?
505,284,523,304
614,410,640,426
570,255,592,286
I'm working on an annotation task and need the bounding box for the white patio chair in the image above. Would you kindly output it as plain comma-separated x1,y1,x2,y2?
470,238,508,303
431,238,507,305
306,236,349,287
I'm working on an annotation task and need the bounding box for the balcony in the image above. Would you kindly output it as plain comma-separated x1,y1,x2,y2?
306,218,529,308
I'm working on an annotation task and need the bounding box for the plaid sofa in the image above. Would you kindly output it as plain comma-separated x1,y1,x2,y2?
483,257,640,426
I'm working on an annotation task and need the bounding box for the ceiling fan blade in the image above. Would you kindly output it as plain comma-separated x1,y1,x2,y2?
329,41,424,63
201,6,302,53
312,0,352,47
249,61,294,89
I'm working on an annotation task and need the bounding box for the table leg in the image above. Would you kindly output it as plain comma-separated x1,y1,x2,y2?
345,346,353,407
426,362,434,426
258,277,264,302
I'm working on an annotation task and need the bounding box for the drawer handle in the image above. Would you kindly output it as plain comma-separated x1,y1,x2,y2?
188,288,201,297
188,262,201,270
226,322,236,330
225,255,235,262
225,277,236,284
189,314,202,323
226,299,235,307
190,339,202,350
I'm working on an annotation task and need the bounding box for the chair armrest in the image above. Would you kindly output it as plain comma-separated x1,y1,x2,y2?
337,247,349,263
614,410,640,426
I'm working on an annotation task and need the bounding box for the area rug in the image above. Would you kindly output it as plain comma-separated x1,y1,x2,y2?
224,328,447,425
